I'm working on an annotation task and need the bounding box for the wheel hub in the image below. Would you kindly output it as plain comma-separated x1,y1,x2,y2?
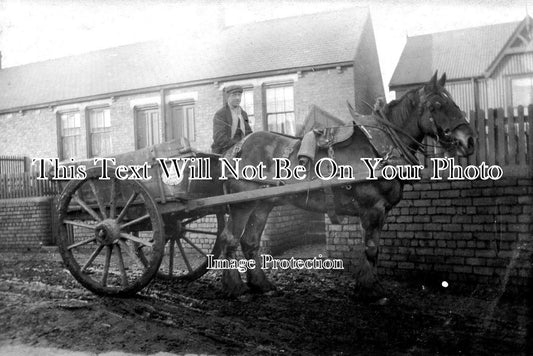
95,219,121,245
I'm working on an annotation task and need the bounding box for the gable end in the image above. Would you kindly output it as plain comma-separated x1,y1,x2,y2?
485,16,533,77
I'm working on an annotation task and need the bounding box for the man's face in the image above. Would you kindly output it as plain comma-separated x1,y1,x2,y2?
227,92,242,109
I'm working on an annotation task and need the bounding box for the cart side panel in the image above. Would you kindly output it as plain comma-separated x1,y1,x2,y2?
55,139,224,202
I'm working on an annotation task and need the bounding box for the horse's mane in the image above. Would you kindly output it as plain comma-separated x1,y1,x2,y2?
382,87,421,126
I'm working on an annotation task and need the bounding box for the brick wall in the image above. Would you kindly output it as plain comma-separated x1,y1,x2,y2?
0,67,357,159
261,205,325,255
294,67,356,132
184,206,326,256
0,109,58,158
0,197,54,251
326,177,533,287
1,67,356,254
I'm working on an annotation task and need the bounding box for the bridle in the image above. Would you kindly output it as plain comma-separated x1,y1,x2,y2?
416,87,469,154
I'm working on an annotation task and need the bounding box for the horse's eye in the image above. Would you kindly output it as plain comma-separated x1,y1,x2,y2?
434,102,442,109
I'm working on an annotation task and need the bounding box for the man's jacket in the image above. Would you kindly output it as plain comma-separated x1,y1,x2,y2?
211,105,252,154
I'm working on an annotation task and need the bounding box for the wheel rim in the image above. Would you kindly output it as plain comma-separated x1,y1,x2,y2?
156,212,225,281
57,167,164,296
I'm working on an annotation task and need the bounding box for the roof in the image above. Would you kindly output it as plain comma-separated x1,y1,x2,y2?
389,19,524,88
0,7,368,112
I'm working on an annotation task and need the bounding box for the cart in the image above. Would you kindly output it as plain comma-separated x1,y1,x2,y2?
56,139,370,297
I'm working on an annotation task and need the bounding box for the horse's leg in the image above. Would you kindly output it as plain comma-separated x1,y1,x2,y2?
220,204,254,297
355,199,387,298
240,203,276,293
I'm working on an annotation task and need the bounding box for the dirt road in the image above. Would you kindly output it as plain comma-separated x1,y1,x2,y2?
0,248,529,355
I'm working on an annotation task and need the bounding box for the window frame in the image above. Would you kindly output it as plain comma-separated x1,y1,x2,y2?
86,106,112,158
168,100,196,142
264,82,295,135
57,110,82,160
240,87,255,130
134,105,161,149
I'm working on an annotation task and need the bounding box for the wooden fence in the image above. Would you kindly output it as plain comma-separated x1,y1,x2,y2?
0,155,30,175
0,172,59,199
419,104,532,177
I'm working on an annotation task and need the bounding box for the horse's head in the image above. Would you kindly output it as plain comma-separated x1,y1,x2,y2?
416,72,475,157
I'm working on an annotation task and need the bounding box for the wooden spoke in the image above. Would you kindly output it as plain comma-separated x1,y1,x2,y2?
182,228,218,236
151,212,224,281
67,237,96,250
63,220,96,230
115,244,129,287
88,180,107,219
120,214,150,229
176,238,192,273
73,194,102,222
118,240,147,268
102,245,112,286
168,239,175,277
82,244,104,271
120,232,153,247
116,192,139,223
181,217,198,226
109,178,117,219
181,236,208,257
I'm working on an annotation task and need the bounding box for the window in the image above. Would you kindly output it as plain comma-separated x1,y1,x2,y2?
511,76,533,114
266,85,295,135
135,107,161,149
59,111,81,160
88,107,112,157
169,102,195,142
241,88,254,129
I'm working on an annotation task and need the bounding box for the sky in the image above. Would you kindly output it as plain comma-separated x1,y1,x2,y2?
0,0,531,99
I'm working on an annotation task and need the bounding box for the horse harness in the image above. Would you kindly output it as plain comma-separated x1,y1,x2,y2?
223,133,299,187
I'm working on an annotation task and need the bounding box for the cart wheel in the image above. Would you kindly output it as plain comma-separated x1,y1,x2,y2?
57,167,165,297
156,212,225,281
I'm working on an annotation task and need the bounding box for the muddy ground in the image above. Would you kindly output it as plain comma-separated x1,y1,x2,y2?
0,247,530,356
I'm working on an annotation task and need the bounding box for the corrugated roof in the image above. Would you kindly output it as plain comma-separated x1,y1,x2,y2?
0,7,368,112
389,20,521,88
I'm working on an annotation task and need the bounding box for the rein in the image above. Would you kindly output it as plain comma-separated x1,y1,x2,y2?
370,112,422,165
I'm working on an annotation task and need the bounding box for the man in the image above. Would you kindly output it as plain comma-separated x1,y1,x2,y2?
211,85,252,154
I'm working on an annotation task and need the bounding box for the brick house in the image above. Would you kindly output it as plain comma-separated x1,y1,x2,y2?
0,8,383,159
389,16,533,115
0,8,385,253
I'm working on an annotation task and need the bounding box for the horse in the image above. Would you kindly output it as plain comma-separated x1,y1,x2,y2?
217,72,475,298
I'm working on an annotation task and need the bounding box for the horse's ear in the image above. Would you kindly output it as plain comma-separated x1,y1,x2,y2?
425,71,439,92
438,73,447,87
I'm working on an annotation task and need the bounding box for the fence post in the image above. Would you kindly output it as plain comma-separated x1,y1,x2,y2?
507,106,517,166
517,106,526,166
24,156,32,173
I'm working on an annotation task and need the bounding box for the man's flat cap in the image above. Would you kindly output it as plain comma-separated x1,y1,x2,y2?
225,85,243,94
